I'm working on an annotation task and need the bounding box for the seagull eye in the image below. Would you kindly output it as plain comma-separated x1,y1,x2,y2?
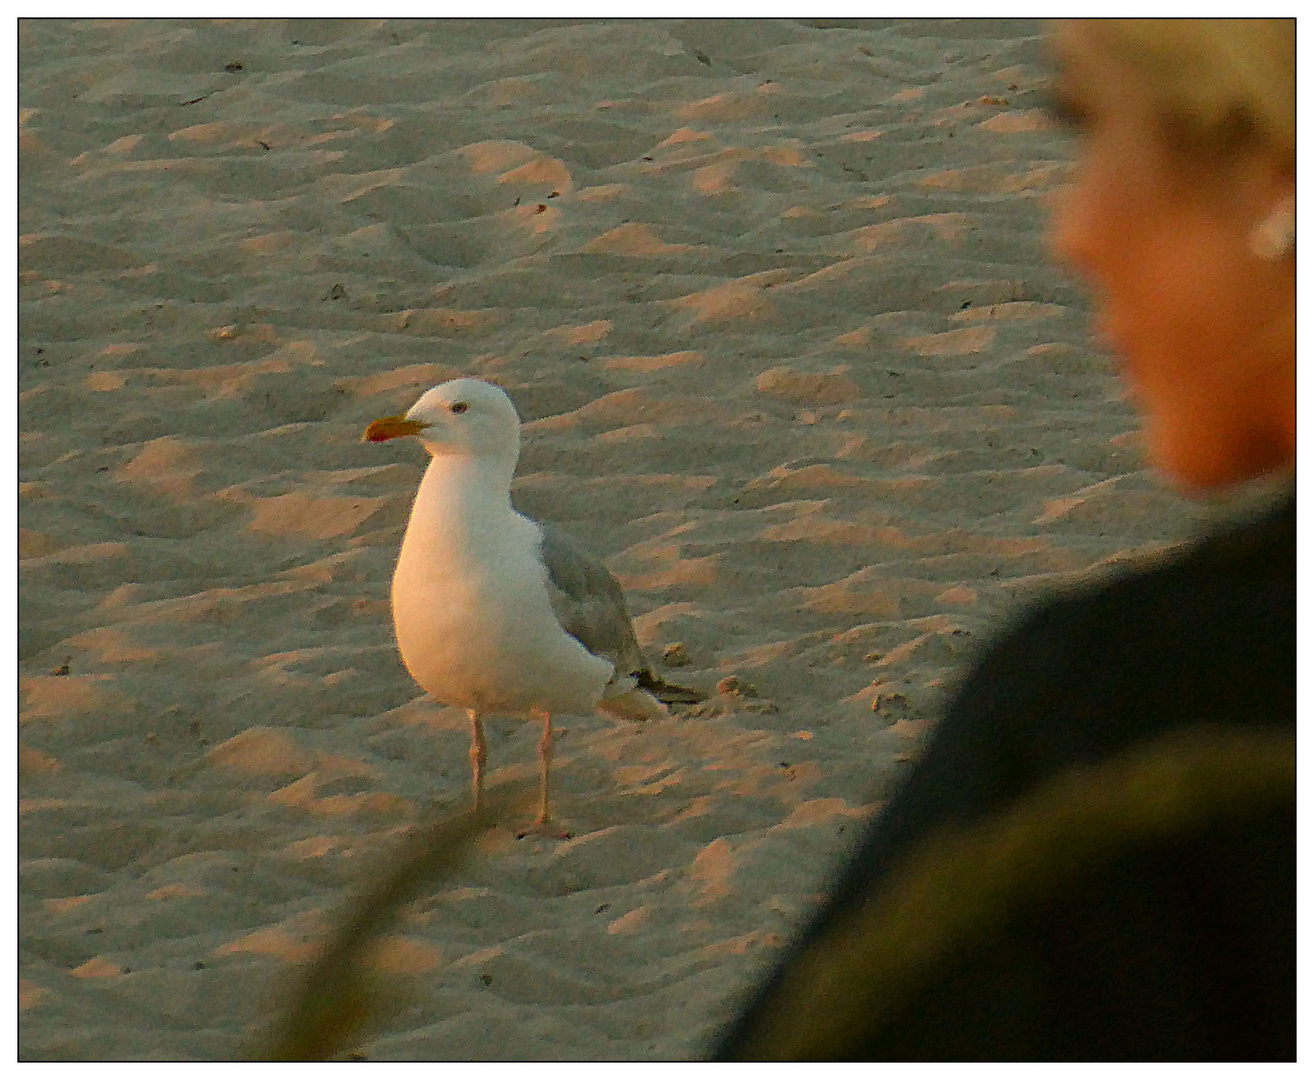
449,402,468,414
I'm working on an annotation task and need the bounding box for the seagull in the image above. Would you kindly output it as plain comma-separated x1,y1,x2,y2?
364,378,703,838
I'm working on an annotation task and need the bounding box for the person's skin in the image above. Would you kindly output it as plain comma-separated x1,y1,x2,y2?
1045,22,1295,493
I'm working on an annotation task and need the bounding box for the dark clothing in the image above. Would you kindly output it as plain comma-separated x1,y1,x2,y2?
714,489,1295,1061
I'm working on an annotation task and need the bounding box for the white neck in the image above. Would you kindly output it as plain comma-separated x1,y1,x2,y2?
406,452,517,551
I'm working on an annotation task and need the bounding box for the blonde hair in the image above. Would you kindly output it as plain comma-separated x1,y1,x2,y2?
1088,19,1294,167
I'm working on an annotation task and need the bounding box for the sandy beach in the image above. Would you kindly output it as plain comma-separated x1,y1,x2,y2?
19,17,1208,1060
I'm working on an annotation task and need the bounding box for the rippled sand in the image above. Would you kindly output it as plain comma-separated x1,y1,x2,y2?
18,17,1202,1060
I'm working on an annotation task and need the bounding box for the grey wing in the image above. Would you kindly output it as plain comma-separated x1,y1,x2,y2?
536,522,647,687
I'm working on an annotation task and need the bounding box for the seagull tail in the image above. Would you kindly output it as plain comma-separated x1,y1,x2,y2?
635,669,707,705
597,688,669,722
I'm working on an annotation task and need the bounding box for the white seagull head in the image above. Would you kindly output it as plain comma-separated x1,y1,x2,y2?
364,378,521,463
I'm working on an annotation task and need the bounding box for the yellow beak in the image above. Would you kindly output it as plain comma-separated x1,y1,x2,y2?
362,415,429,443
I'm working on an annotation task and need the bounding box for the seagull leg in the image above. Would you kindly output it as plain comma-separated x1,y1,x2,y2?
517,711,571,840
468,709,486,813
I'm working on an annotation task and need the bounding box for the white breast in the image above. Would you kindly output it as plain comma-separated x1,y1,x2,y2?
390,457,613,715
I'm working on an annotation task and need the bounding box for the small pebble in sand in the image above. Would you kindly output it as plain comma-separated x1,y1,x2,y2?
716,676,758,698
872,692,911,714
662,642,692,667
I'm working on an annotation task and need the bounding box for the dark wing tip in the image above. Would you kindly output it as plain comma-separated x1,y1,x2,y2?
635,669,707,704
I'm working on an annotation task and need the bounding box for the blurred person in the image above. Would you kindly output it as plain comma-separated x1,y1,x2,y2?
714,18,1294,1061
